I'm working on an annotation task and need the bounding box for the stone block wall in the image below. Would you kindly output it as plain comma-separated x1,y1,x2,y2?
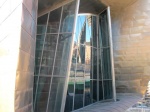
111,0,150,94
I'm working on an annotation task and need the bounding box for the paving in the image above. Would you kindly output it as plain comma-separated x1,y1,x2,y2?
74,93,142,112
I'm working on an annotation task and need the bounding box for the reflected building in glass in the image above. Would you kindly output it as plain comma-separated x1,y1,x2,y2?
3,0,150,112
33,0,115,112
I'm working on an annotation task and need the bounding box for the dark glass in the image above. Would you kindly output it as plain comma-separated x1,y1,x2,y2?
34,77,51,112
33,76,38,102
102,48,112,79
48,77,65,112
47,7,62,33
36,40,44,51
72,48,77,65
99,81,103,100
92,16,97,48
60,1,76,32
36,34,45,41
99,48,102,80
65,79,75,112
74,81,84,110
104,80,113,99
44,34,57,51
37,14,48,34
35,50,42,75
84,80,92,106
53,34,72,76
99,10,109,47
93,80,97,102
92,48,97,79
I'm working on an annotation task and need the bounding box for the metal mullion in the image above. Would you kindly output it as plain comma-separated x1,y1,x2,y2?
83,64,85,107
101,48,105,100
91,41,94,103
46,6,64,112
107,7,116,101
69,1,80,110
98,8,107,15
46,32,72,35
33,12,50,111
38,0,74,17
72,47,78,111
96,15,99,101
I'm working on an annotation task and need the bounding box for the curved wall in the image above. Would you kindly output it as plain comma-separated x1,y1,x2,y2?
111,0,150,94
0,0,38,112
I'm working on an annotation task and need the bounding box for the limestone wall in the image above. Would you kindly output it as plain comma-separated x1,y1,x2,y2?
111,0,150,94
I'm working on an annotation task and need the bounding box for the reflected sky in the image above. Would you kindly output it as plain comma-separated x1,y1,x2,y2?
75,15,91,44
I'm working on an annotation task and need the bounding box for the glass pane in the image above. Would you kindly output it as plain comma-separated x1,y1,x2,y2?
65,48,77,112
47,77,65,112
65,79,75,112
99,81,103,100
84,80,92,106
37,14,48,34
39,34,57,76
74,80,84,110
76,15,86,45
36,34,45,42
85,65,91,80
99,49,102,80
53,34,72,76
77,44,85,64
99,10,109,47
34,77,51,112
85,16,92,46
92,16,97,48
44,34,57,51
85,46,91,65
104,80,113,99
60,1,76,32
33,76,38,102
47,7,62,33
92,48,97,79
93,80,97,102
102,48,112,79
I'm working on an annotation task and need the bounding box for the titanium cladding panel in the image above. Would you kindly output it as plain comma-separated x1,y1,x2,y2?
111,0,150,94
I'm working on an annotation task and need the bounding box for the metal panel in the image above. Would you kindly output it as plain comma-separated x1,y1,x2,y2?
107,7,116,101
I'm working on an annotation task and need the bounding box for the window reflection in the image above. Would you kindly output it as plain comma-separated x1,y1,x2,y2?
34,1,76,112
74,81,84,110
84,80,91,106
34,77,51,112
37,14,48,34
47,7,62,33
35,4,114,112
53,34,72,76
60,1,76,32
48,77,65,112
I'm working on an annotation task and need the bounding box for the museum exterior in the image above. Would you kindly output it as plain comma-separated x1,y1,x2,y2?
0,0,150,112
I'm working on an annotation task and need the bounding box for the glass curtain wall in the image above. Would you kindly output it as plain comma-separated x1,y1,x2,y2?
65,12,113,111
65,15,99,112
99,10,113,100
33,1,77,112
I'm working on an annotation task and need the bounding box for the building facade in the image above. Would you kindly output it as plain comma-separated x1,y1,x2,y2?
0,0,150,112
